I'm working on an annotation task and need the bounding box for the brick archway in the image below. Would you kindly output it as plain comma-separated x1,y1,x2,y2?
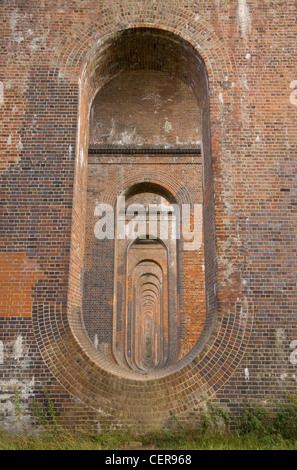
32,7,253,432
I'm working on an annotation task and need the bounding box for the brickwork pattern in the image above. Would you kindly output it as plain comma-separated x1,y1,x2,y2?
83,153,206,373
0,0,296,432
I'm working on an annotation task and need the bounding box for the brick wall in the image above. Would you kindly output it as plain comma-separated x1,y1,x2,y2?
83,152,206,371
0,0,296,433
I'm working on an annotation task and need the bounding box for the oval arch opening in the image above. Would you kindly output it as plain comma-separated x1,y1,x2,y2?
68,26,217,379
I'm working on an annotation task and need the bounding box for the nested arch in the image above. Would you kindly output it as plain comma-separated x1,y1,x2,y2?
129,259,165,371
66,24,219,385
75,20,217,374
114,185,180,372
32,14,254,432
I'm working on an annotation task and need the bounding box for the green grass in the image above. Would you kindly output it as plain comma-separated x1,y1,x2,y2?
140,429,297,450
2,393,297,450
0,428,297,450
0,429,128,450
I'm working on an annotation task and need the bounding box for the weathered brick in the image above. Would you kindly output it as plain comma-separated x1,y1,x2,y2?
0,0,296,433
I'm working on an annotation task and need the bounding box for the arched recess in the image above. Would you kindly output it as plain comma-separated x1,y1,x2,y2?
24,1,258,432
112,184,180,372
30,7,256,433
128,259,165,372
67,26,217,381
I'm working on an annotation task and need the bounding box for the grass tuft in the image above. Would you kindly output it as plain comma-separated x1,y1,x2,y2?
1,395,297,450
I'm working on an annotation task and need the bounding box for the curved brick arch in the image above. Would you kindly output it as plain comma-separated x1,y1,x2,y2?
49,3,238,90
31,6,253,432
127,259,165,372
105,171,194,208
114,186,179,372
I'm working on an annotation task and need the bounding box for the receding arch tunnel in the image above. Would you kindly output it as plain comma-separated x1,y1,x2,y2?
68,26,217,378
113,187,179,371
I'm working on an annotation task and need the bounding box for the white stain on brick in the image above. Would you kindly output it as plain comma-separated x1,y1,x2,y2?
0,334,35,432
22,375,35,400
0,81,3,104
244,368,249,380
9,11,18,31
94,334,99,350
0,377,35,432
290,340,297,365
276,327,286,346
13,335,23,361
290,80,297,107
238,0,251,39
0,341,3,364
164,120,172,133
